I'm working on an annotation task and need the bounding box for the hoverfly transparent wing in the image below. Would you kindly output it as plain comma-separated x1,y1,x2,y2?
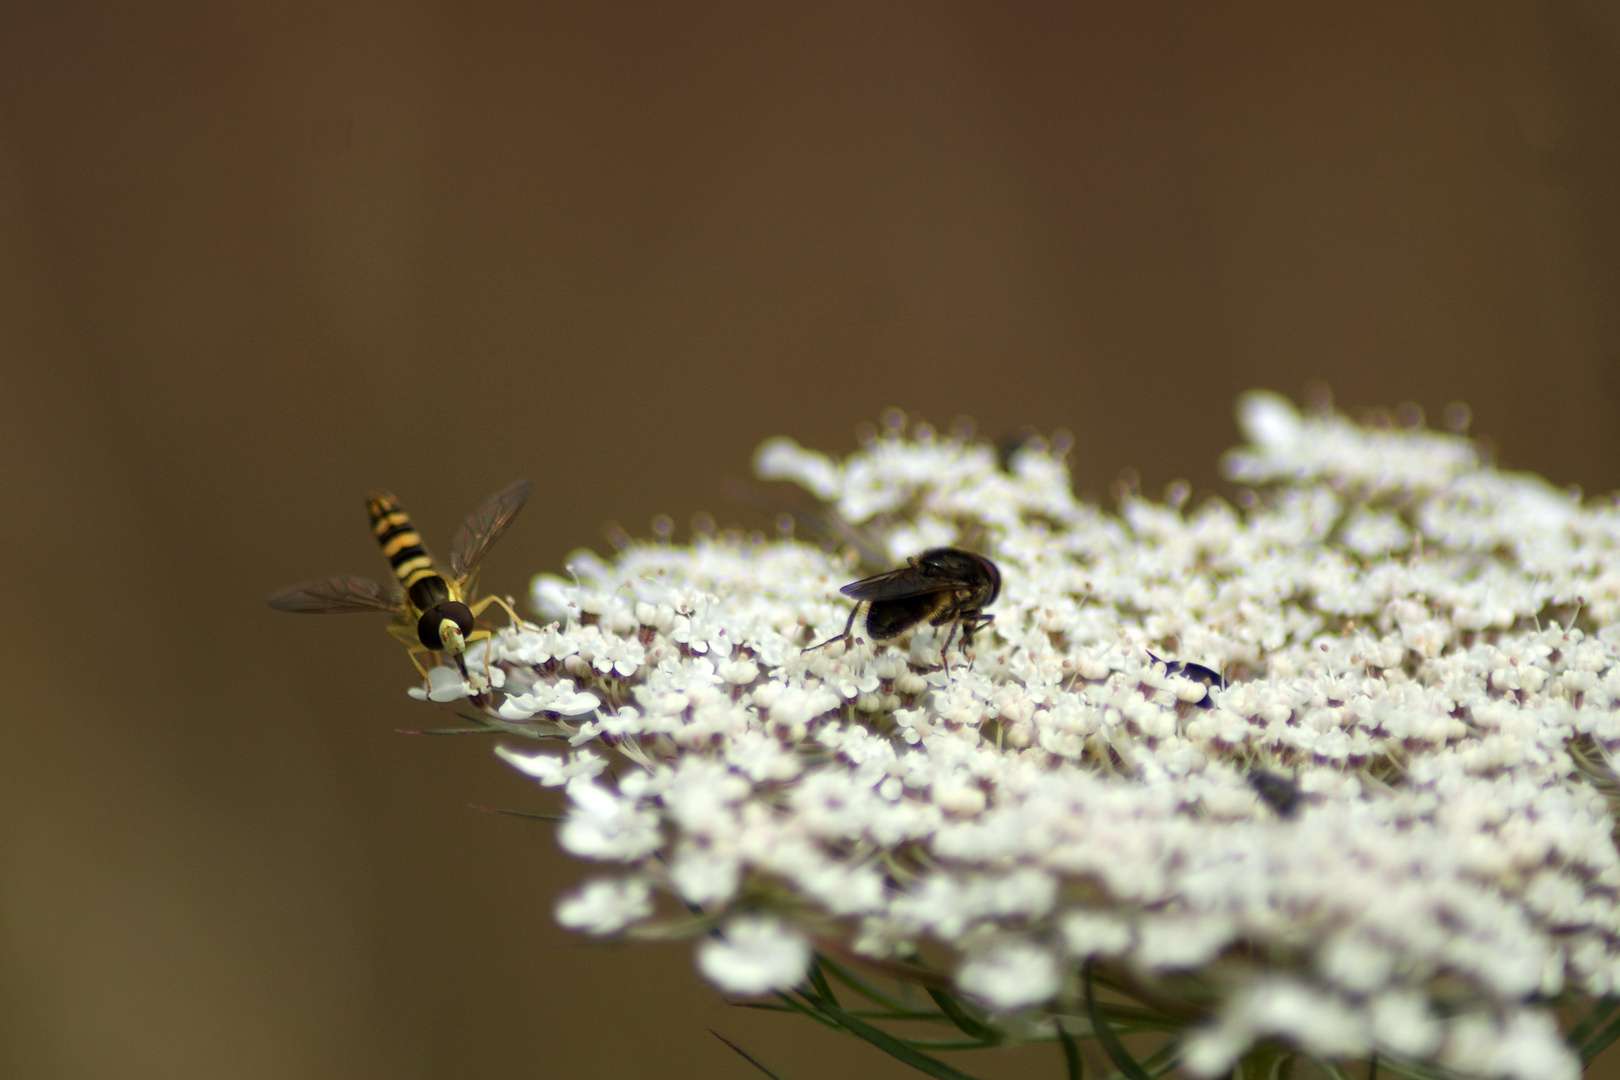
268,575,399,613
449,478,531,581
721,478,891,574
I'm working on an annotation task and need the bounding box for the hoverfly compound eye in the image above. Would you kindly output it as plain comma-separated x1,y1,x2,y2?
416,609,446,650
417,601,476,652
977,554,1002,605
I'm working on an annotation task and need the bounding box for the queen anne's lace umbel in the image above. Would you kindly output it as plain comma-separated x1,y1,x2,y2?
443,392,1620,1080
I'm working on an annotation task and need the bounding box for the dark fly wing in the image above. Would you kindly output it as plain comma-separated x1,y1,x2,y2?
839,566,958,602
449,479,531,580
268,575,399,614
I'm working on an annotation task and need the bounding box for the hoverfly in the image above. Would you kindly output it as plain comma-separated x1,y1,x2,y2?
806,547,1000,666
268,479,531,682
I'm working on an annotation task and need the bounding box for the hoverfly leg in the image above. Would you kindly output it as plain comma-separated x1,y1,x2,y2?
469,593,532,633
502,594,539,632
804,602,862,654
466,596,520,686
944,613,994,681
405,645,436,689
960,613,993,650
938,621,959,683
457,628,497,693
463,594,532,692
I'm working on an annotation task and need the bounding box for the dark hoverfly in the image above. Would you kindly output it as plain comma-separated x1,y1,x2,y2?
268,479,531,682
806,547,1001,665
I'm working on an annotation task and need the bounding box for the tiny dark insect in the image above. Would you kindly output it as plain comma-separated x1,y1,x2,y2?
1147,651,1227,709
1247,768,1302,818
805,547,1001,666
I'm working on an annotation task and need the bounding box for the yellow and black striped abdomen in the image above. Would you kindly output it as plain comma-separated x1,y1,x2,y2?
368,492,451,611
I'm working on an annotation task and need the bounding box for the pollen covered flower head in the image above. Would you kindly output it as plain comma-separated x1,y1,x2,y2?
444,393,1620,1080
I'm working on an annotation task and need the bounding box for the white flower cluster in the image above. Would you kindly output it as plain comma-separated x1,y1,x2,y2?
444,392,1620,1080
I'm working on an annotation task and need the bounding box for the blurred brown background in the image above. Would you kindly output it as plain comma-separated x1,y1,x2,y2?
2,3,1619,1078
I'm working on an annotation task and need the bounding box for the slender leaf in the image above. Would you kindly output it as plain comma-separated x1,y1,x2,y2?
1101,1037,1179,1080
900,1039,1014,1051
442,711,571,740
806,957,837,1005
1145,1042,1183,1079
1058,1022,1084,1080
1583,1009,1620,1063
397,726,499,735
1367,1054,1378,1080
771,992,842,1032
1570,996,1620,1047
739,1000,964,1021
710,1030,789,1080
925,987,1000,1043
466,804,564,821
794,989,988,1080
1085,961,1152,1080
818,954,916,1012
1093,1003,1184,1031
729,1002,797,1013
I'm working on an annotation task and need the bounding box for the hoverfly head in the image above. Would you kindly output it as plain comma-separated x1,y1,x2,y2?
418,601,476,655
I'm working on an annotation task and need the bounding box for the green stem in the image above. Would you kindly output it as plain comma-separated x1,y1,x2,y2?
924,986,1000,1044
1085,961,1152,1080
816,953,916,1012
1058,1022,1084,1080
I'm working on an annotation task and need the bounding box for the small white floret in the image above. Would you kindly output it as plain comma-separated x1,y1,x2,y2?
496,678,602,720
1059,910,1133,958
956,937,1062,1011
753,437,841,499
1235,390,1302,452
696,916,811,995
555,877,653,935
406,665,472,703
557,778,662,862
496,746,607,788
